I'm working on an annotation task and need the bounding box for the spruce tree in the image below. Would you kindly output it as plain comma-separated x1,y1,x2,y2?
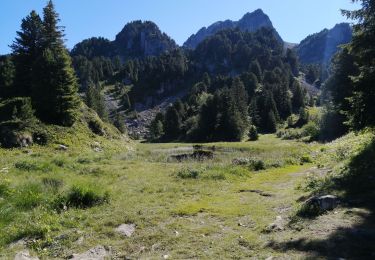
266,110,277,133
11,11,43,97
113,112,126,133
86,84,108,121
32,1,80,126
248,125,259,141
164,106,181,140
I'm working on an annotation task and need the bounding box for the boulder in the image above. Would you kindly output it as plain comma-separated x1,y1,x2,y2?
115,223,136,237
307,195,339,212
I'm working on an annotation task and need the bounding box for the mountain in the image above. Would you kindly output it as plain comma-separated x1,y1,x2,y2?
71,21,177,60
184,9,283,49
114,21,178,59
296,23,352,65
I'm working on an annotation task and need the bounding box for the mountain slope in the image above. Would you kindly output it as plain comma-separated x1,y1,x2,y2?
184,9,283,49
296,23,352,65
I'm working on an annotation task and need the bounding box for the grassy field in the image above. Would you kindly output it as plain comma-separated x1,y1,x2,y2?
0,133,373,259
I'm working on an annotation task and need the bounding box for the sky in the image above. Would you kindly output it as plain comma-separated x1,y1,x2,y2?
0,0,361,55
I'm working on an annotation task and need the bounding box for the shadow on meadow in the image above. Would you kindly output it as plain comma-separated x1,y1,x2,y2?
269,139,375,259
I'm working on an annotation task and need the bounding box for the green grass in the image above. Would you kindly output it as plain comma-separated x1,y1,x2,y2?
0,134,331,259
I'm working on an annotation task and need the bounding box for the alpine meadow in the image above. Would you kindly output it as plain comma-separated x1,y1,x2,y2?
1,0,375,259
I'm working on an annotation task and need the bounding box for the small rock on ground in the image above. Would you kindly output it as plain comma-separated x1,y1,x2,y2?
115,223,136,237
14,250,39,260
70,245,111,260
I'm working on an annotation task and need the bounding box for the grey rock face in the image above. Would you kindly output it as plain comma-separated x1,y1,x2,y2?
184,9,283,49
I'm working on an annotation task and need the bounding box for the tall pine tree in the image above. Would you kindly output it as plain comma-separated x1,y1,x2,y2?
11,11,43,97
32,1,80,126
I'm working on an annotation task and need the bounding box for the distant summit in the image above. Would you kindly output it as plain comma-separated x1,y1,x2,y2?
71,21,177,60
184,9,283,49
114,21,178,58
296,23,352,65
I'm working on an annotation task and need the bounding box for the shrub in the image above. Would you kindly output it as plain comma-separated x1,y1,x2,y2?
0,97,34,122
14,160,51,172
88,119,105,136
32,131,49,145
65,185,109,209
15,161,40,171
302,121,320,141
296,201,321,218
249,159,266,171
176,168,200,179
300,154,312,164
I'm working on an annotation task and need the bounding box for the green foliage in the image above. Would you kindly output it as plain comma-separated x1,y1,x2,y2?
11,10,44,97
302,121,320,141
176,168,200,179
248,159,266,171
85,84,108,121
248,125,259,141
0,55,15,98
112,112,126,134
0,97,34,123
149,113,164,141
64,185,109,209
13,182,44,210
7,1,80,127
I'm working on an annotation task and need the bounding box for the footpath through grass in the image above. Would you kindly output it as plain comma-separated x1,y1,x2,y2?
0,135,324,258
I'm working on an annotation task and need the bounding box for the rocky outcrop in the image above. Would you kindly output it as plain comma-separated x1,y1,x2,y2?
184,9,283,49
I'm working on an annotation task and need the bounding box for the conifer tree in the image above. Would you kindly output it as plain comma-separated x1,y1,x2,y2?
32,0,80,126
266,110,277,133
11,11,43,97
164,106,181,140
342,0,375,128
0,56,15,98
113,112,126,133
85,84,108,121
248,125,259,141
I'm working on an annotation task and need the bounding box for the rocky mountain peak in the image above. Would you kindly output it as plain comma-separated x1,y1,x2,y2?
114,20,177,58
183,9,282,49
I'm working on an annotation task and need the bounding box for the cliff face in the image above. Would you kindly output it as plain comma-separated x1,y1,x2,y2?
296,23,352,65
184,9,283,49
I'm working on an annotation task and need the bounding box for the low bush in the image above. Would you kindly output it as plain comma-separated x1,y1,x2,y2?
300,154,312,164
65,185,109,209
176,168,200,179
14,160,51,172
249,159,266,171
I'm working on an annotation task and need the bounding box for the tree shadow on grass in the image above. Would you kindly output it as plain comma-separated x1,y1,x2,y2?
269,139,375,259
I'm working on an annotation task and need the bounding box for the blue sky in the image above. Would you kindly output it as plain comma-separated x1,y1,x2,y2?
0,0,360,54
